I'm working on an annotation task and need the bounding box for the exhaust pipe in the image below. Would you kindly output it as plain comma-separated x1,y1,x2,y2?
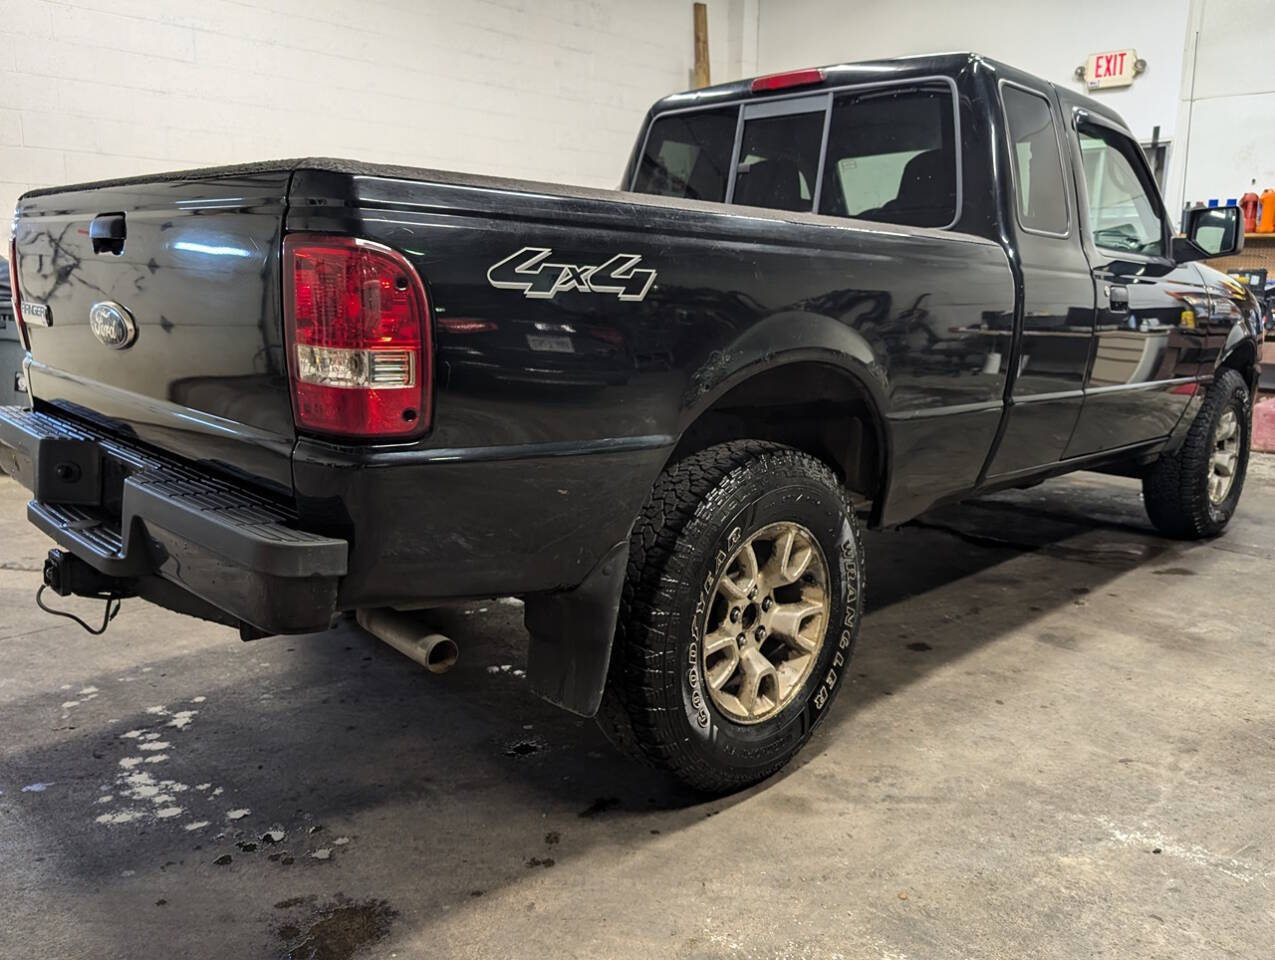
356,608,458,674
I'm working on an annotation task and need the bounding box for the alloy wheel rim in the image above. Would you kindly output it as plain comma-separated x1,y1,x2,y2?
700,521,831,724
1209,406,1241,505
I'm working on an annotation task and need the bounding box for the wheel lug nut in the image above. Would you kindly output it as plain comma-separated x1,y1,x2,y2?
754,625,766,641
730,608,741,623
736,633,746,646
761,596,773,612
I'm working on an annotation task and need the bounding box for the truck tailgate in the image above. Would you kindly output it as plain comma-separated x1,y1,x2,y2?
12,170,295,492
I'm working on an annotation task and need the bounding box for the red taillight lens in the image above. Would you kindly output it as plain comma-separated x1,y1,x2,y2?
750,68,826,93
282,234,431,439
7,237,28,351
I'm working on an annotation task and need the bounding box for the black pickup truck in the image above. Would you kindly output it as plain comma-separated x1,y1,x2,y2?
2,53,1260,792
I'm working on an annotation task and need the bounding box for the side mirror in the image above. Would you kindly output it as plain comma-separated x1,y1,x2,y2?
1174,205,1244,262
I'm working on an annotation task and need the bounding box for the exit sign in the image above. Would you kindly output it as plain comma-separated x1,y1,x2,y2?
1085,49,1139,89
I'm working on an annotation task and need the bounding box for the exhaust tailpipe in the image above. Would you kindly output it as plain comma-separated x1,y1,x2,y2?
356,608,458,674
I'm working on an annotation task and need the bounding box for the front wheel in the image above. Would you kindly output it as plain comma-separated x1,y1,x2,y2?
596,441,864,794
1143,368,1252,539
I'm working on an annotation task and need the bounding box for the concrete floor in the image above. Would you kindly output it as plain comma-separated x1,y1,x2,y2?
2,461,1273,960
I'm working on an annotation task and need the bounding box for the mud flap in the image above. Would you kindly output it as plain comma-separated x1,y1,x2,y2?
523,540,629,718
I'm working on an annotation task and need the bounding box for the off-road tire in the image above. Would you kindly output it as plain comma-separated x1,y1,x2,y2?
596,441,864,793
1143,368,1251,539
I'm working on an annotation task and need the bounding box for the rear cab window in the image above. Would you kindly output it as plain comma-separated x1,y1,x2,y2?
732,105,825,212
632,78,961,228
633,107,737,202
819,83,957,228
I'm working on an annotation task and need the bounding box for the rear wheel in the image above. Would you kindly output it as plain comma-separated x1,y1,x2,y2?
1143,368,1251,539
597,441,864,794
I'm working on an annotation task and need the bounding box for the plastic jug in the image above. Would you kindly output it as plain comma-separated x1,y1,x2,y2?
1241,187,1259,233
1260,189,1275,233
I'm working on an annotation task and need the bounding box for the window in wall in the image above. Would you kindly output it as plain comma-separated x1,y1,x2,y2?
1078,124,1165,256
634,107,738,202
730,110,826,212
819,84,957,228
1002,85,1068,235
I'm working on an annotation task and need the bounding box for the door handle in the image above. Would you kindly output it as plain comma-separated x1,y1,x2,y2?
89,212,126,255
1107,284,1129,313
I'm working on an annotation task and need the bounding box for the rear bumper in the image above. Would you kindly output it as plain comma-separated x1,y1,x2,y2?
0,405,347,633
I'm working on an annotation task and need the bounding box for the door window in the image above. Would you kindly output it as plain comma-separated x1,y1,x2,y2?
731,110,826,212
1002,85,1069,235
818,84,957,228
634,107,738,202
1077,124,1166,256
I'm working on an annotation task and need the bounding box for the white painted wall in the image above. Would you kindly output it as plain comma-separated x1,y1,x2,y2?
1163,0,1275,216
5,0,1268,239
0,0,757,226
756,0,1190,145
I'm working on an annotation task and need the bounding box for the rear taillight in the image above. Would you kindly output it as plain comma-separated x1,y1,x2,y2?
8,237,28,351
282,234,431,440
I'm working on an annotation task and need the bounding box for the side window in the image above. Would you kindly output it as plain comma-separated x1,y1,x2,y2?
731,110,825,212
634,107,737,202
818,84,957,228
1002,85,1068,234
1077,124,1166,256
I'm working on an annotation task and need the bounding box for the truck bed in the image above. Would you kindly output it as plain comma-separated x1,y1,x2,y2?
11,148,1015,627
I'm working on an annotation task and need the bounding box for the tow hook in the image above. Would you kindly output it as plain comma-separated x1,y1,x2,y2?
356,608,458,674
37,548,131,635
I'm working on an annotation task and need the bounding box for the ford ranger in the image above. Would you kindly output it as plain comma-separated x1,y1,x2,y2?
1,54,1260,792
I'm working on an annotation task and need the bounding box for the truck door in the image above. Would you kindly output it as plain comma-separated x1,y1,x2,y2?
985,81,1097,478
1063,113,1209,457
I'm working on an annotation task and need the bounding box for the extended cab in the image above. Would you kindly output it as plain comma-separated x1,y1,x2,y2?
2,54,1260,791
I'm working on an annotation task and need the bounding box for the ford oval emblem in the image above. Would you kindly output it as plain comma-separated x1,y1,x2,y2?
88,301,138,349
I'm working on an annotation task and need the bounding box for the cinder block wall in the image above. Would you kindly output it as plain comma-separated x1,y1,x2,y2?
0,0,756,222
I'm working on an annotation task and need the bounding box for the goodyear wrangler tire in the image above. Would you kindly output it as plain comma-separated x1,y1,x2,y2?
1143,368,1251,539
596,441,864,794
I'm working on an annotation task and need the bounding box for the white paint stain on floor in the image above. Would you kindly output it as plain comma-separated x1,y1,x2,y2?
91,696,238,832
1095,816,1273,884
95,810,143,825
59,686,101,717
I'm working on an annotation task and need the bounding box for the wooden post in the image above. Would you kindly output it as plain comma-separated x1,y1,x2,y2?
693,2,711,89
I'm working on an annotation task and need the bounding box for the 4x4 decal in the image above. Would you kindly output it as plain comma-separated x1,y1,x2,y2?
487,246,657,302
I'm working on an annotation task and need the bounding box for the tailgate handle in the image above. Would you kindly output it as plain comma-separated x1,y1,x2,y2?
90,213,126,255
